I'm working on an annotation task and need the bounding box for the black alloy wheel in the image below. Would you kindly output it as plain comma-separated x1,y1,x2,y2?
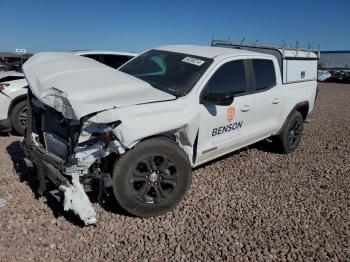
288,118,302,148
275,111,304,154
130,155,178,204
18,106,28,128
112,138,192,217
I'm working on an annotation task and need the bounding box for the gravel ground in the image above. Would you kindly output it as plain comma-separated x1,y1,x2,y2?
0,82,349,261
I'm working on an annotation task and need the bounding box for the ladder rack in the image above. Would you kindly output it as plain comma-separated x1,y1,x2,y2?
211,36,320,58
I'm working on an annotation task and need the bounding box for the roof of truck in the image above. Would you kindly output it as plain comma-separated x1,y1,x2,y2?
156,45,264,59
73,50,138,57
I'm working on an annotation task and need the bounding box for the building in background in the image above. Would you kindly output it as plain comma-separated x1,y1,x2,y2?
319,51,350,70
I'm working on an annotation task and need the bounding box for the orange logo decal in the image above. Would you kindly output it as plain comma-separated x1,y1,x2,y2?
227,107,235,122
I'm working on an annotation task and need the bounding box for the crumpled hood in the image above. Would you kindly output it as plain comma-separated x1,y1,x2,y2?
23,52,175,119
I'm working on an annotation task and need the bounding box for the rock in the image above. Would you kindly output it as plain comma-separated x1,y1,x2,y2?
0,199,7,208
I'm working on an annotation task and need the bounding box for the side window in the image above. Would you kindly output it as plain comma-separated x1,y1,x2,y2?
205,60,246,95
252,59,276,90
102,55,133,69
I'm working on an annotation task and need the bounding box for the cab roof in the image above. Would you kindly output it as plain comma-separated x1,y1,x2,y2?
155,45,267,59
73,50,138,57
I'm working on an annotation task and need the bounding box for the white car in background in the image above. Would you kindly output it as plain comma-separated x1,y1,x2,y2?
0,51,137,135
317,70,331,82
0,71,24,81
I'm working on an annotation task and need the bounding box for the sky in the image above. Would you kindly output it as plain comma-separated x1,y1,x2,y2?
1,0,349,54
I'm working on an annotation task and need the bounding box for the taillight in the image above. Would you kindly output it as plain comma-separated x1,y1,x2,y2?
0,83,10,91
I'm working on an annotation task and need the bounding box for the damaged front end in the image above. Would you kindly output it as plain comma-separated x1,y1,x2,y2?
22,91,125,225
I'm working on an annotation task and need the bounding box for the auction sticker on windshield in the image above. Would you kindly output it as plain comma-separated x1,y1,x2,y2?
182,57,205,66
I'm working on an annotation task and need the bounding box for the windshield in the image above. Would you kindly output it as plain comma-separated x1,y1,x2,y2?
119,50,212,96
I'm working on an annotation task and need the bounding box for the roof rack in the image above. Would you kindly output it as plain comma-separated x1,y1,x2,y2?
211,35,320,58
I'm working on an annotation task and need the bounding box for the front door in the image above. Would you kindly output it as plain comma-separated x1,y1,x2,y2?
196,59,254,164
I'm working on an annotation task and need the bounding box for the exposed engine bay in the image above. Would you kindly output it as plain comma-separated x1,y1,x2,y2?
23,92,126,225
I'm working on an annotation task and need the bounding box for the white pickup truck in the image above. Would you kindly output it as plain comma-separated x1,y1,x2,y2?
22,42,318,225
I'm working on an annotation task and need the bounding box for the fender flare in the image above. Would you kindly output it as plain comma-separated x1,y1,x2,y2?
7,94,27,117
276,101,309,135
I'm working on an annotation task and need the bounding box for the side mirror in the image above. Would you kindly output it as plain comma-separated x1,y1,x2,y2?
201,91,234,106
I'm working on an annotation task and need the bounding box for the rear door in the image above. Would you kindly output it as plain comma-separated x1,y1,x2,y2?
196,59,254,164
250,59,282,138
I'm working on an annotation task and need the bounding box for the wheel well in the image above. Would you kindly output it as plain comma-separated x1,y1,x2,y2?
277,102,310,136
8,95,27,117
140,132,177,144
105,134,178,175
295,102,309,120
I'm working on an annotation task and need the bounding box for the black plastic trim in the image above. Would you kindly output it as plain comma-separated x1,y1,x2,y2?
284,57,318,61
8,93,27,117
284,79,315,85
0,117,12,132
276,101,309,135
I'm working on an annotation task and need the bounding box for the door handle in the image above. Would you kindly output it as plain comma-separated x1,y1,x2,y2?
272,98,280,104
240,105,251,112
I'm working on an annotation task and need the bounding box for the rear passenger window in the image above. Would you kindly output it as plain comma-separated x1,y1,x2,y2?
252,59,276,90
206,60,246,95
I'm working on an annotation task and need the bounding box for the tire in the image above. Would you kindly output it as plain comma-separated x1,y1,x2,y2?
112,137,192,217
11,100,27,136
275,111,304,154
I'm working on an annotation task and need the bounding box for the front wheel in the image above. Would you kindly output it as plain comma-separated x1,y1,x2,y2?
112,138,192,217
275,111,304,154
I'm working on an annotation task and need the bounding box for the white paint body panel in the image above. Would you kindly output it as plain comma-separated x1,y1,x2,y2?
0,71,24,80
283,59,317,83
74,50,137,57
23,52,174,119
0,52,137,124
0,79,27,120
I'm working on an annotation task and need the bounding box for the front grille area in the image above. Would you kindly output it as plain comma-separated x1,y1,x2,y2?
29,93,81,160
43,132,69,159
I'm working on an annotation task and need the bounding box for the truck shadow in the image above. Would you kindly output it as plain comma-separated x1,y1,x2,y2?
0,131,22,137
251,138,281,154
5,138,278,225
5,140,129,227
0,131,11,137
193,138,281,171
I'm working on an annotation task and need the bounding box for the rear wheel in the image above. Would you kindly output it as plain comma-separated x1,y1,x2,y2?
11,100,27,136
112,138,192,217
275,111,304,154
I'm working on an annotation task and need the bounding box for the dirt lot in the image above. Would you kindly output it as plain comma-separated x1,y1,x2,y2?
0,82,349,261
